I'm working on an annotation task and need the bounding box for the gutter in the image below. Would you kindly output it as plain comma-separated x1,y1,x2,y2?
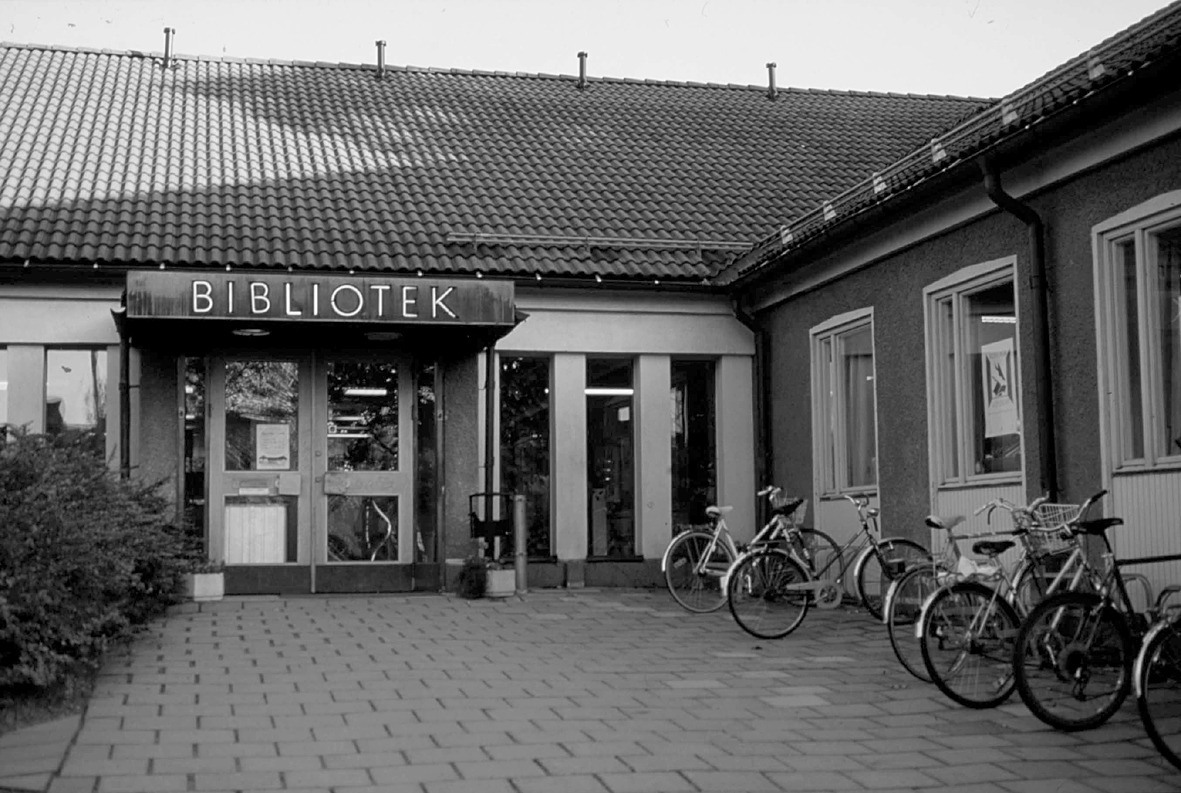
979,159,1058,500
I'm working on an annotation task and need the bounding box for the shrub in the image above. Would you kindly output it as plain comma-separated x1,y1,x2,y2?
0,429,189,690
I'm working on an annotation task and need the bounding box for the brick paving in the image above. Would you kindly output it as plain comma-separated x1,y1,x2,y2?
1,588,1178,792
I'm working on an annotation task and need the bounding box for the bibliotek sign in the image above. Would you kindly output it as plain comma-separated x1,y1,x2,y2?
126,271,515,326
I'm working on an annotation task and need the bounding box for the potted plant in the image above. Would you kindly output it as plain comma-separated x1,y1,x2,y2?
455,555,515,599
182,559,226,602
484,558,516,599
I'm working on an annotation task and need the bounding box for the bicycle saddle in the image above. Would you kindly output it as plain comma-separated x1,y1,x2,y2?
925,514,965,530
1070,517,1123,536
706,505,734,517
972,539,1015,556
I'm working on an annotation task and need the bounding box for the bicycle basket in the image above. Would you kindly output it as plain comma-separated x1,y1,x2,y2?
1023,502,1079,557
770,493,808,527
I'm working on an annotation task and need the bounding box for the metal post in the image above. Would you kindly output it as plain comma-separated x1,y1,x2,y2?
513,494,527,594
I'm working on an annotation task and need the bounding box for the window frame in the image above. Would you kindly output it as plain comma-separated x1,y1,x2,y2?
1094,190,1181,472
810,307,879,498
924,257,1023,488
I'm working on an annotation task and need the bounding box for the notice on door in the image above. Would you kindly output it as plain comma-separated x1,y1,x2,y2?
256,423,291,470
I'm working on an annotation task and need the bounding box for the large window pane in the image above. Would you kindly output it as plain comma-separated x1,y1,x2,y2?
671,359,716,532
1114,239,1145,460
936,297,959,480
842,327,877,488
416,360,437,563
327,361,399,471
45,348,107,452
500,356,551,559
587,358,635,559
327,495,397,562
224,360,298,472
1153,228,1181,457
184,357,207,541
0,349,7,428
966,282,1020,475
818,338,836,492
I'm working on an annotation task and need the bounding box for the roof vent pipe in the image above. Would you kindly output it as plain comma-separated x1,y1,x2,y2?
375,40,386,79
767,62,777,100
577,51,588,90
162,27,175,69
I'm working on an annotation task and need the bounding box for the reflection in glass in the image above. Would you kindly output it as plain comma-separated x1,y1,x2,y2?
671,359,715,533
1154,228,1181,458
966,282,1020,475
416,361,436,562
327,361,399,471
328,495,398,562
45,349,107,451
841,327,876,488
224,360,299,472
587,358,635,559
184,358,207,540
500,356,551,559
0,348,7,427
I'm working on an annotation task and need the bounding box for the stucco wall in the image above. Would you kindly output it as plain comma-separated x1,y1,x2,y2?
136,348,180,517
756,131,1181,543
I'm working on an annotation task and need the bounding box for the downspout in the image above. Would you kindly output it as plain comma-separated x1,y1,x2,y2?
731,298,769,508
980,159,1058,500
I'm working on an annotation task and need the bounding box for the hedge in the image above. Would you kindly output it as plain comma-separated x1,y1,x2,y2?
0,430,192,690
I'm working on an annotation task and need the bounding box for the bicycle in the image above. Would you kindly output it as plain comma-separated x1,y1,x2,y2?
661,487,812,613
1134,589,1181,771
895,493,1099,694
1012,514,1180,731
723,493,929,640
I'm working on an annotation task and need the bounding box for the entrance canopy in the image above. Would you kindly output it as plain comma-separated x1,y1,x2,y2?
120,270,519,352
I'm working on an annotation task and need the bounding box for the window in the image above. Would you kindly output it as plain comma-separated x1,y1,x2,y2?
926,261,1021,483
0,348,7,429
671,359,716,531
812,312,877,494
586,358,635,559
499,356,551,559
45,348,108,452
1097,194,1181,468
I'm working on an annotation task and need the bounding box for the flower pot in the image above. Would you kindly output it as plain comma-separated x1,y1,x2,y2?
183,572,225,602
485,568,516,598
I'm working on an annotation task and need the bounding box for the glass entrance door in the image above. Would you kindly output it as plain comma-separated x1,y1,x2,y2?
312,355,417,593
209,356,312,592
207,352,422,594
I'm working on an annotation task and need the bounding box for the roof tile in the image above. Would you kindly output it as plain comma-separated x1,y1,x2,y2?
0,42,986,280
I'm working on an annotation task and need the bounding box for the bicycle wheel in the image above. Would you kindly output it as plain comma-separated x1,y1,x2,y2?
856,538,930,621
1138,620,1181,772
919,581,1021,708
886,564,943,683
664,530,735,613
794,528,844,606
1014,591,1134,731
727,548,811,639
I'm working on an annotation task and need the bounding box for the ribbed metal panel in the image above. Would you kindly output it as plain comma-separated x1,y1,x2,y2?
931,483,1027,571
1109,474,1181,607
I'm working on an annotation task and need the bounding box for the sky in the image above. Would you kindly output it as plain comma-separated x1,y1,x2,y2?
1,0,1175,98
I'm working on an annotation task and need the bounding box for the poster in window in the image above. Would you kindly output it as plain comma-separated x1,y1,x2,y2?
256,423,291,470
981,338,1019,438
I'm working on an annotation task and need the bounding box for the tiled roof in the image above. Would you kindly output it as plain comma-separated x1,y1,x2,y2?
717,0,1181,286
0,43,986,282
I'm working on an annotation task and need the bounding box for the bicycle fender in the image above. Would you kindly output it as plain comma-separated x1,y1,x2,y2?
913,581,952,640
881,575,901,625
1133,617,1179,698
849,543,879,593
